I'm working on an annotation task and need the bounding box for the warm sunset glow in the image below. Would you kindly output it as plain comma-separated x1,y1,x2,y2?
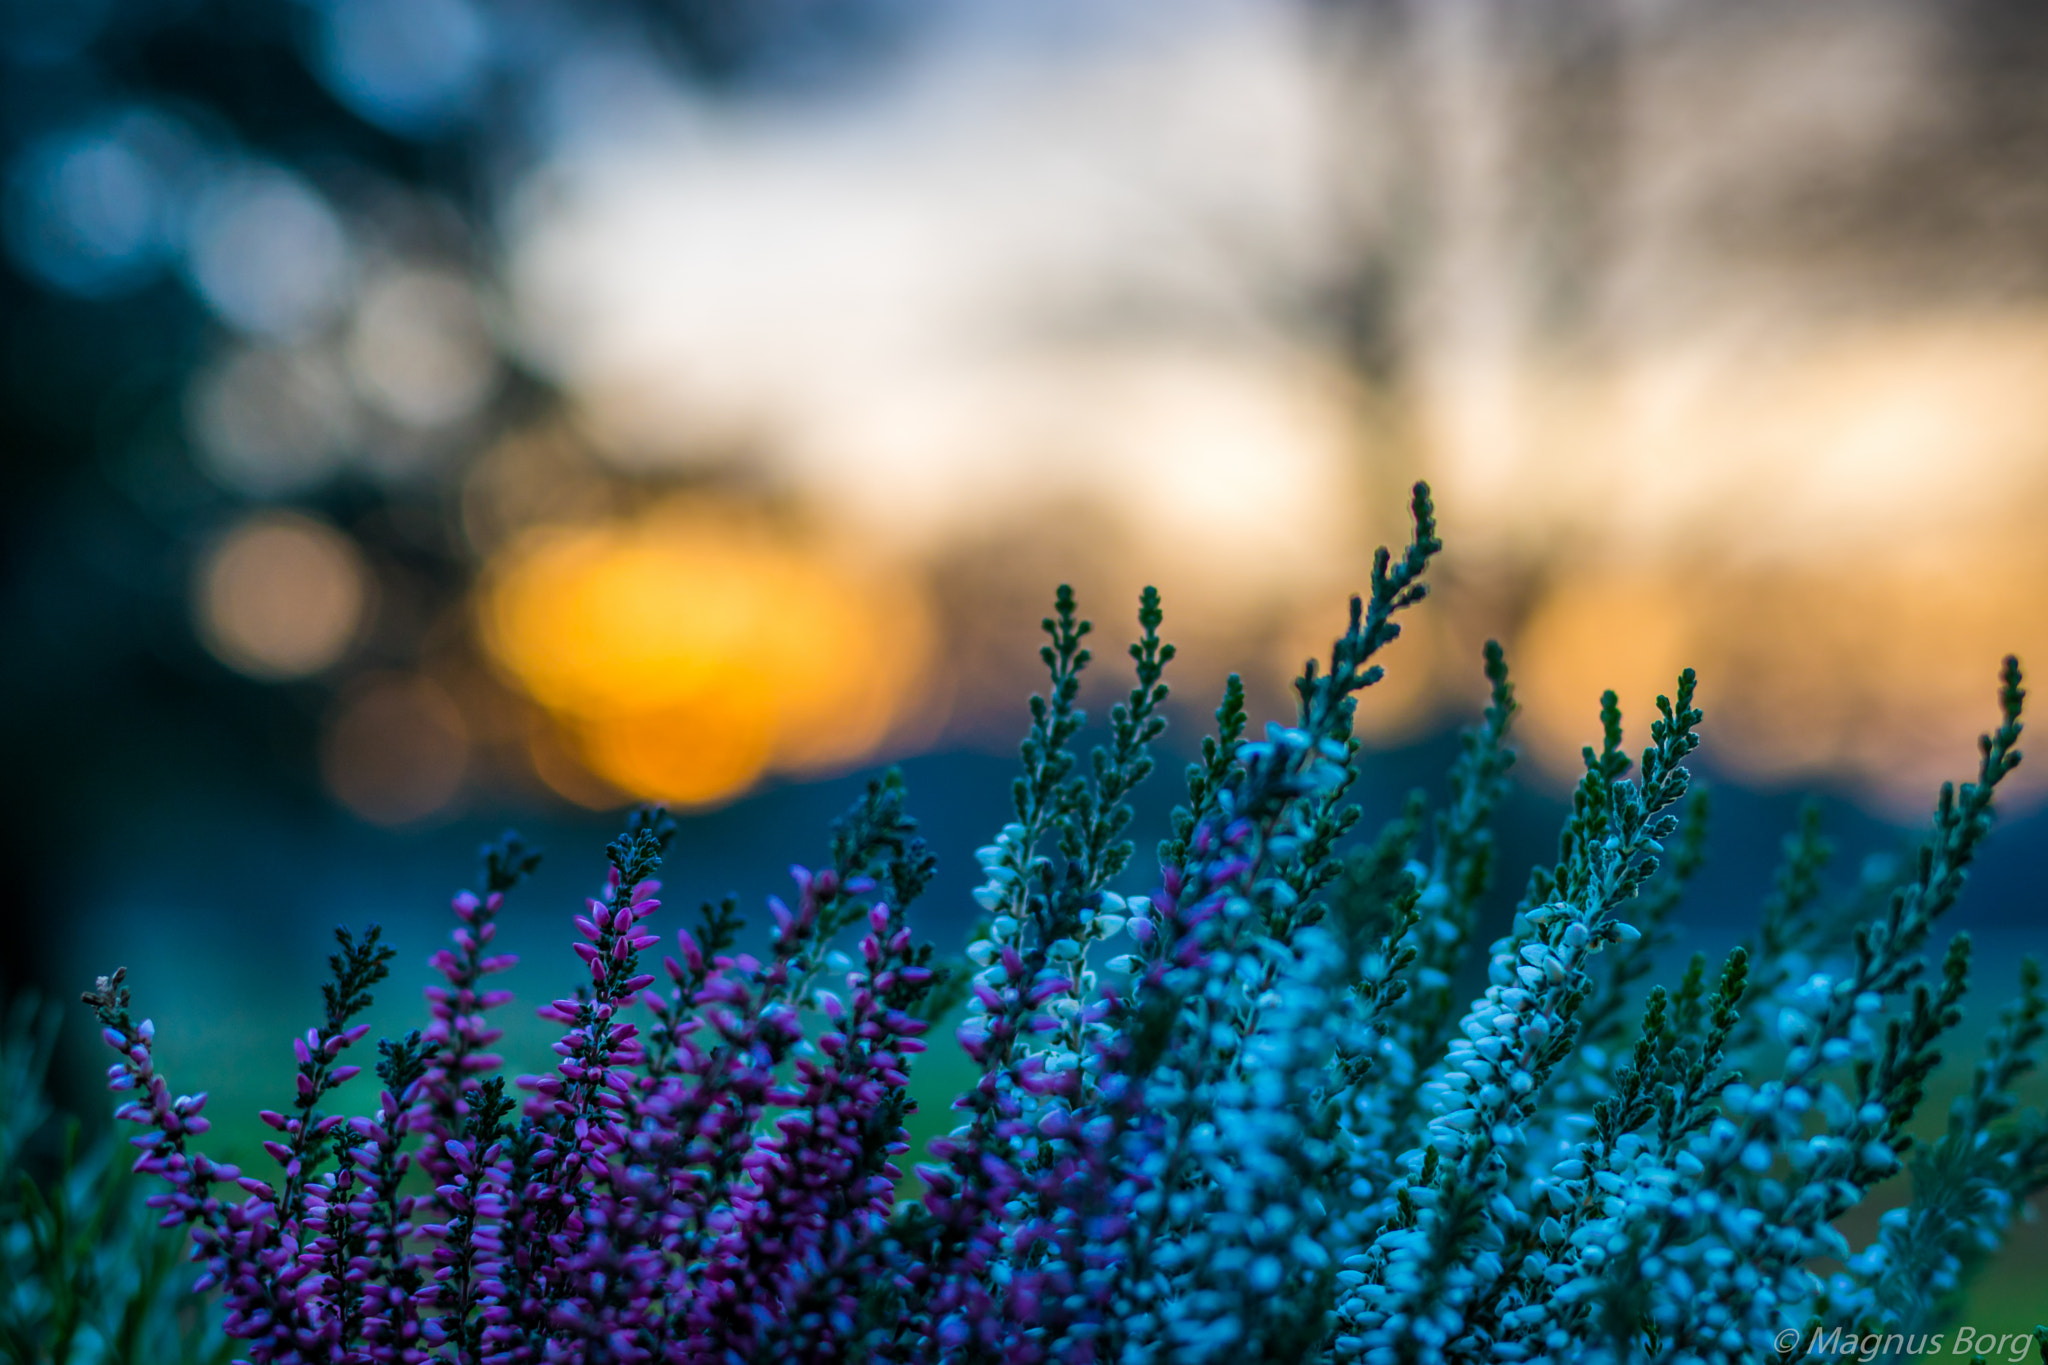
480,502,932,807
1511,548,2048,815
1388,313,2048,808
485,6,2048,812
123,0,2041,815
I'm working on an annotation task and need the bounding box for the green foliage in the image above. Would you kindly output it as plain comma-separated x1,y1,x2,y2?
0,997,228,1365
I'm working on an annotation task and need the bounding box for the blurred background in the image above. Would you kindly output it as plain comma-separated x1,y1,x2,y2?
3,0,2046,1321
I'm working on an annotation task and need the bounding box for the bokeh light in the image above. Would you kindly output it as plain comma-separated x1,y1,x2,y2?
346,266,499,430
480,500,932,808
1,111,194,297
312,0,491,135
183,166,353,339
16,1,2045,815
0,0,2022,819
187,346,357,499
319,673,470,824
193,511,369,680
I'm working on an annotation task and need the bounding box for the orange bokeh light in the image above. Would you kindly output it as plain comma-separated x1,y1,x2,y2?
479,501,932,808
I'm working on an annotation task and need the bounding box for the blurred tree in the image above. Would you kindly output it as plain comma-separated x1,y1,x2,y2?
0,0,917,1035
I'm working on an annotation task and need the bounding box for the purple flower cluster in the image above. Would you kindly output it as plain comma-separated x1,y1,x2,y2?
84,926,396,1361
82,778,970,1365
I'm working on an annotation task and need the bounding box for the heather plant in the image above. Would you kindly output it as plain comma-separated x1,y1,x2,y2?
2,995,228,1365
73,483,2048,1363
